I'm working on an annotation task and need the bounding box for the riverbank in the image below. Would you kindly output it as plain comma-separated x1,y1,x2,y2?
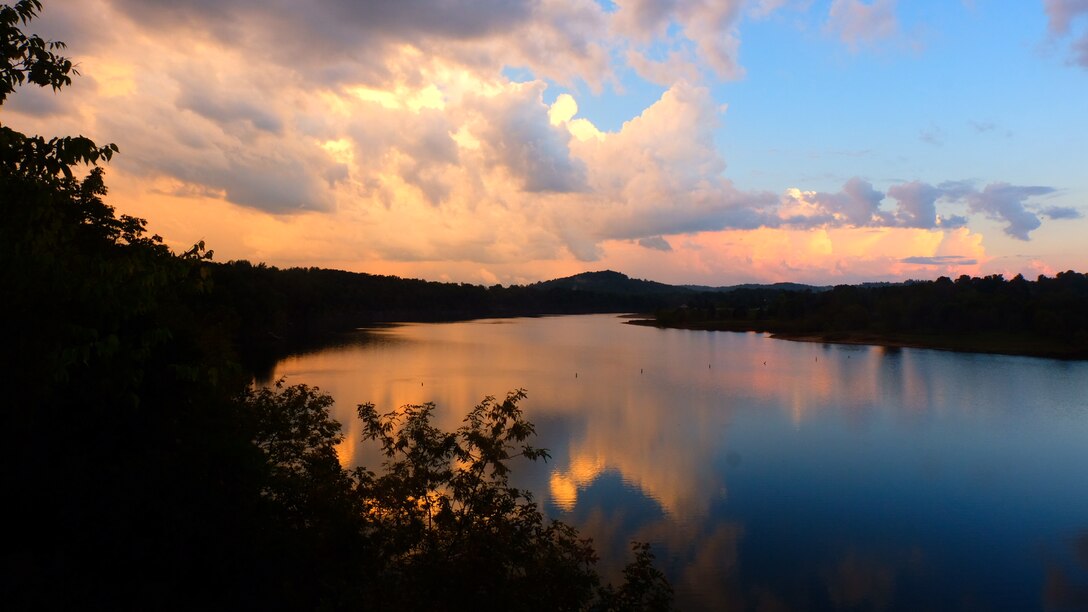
624,318,1088,360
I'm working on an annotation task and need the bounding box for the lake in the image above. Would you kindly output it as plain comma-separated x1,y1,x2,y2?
262,314,1088,611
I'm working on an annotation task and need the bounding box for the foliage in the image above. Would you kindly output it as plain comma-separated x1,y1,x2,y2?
1,0,70,102
207,263,691,367
2,4,672,609
355,390,601,610
1,1,118,178
240,385,674,610
654,273,1088,357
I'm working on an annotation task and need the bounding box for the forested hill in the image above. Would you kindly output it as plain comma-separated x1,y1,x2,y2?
207,262,1088,361
207,264,697,355
530,269,687,295
682,281,830,293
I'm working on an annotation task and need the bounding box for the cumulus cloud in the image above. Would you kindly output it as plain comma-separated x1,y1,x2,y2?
6,0,1076,283
613,0,747,80
563,82,778,246
966,183,1054,240
779,178,890,228
468,82,586,193
776,179,1067,240
887,181,943,228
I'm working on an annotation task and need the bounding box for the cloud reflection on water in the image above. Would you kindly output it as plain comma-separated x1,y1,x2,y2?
268,314,1088,609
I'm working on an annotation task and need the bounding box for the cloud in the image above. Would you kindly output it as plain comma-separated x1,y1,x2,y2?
638,236,673,251
1040,205,1083,219
886,181,976,230
1044,0,1088,68
887,181,942,228
104,0,610,89
900,255,978,266
177,88,284,136
749,0,791,20
4,80,82,117
940,214,969,228
968,120,996,133
113,0,535,45
590,226,987,286
613,0,747,80
825,0,900,49
779,178,889,228
966,183,1055,240
7,0,1076,285
1045,0,1088,34
624,48,702,86
558,82,782,249
918,125,944,146
470,82,587,193
777,179,1065,241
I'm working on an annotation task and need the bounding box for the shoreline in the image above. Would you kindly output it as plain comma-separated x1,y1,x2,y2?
624,318,1087,360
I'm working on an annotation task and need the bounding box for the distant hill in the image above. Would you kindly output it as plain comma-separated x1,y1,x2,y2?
530,270,689,295
216,264,984,368
683,281,830,293
531,271,835,296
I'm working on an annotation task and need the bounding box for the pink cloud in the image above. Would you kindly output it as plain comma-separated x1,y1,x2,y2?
825,0,900,49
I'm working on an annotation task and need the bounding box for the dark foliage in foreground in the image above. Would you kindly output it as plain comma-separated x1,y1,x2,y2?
2,3,670,609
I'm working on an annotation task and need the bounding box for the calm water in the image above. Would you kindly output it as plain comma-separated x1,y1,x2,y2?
264,314,1088,611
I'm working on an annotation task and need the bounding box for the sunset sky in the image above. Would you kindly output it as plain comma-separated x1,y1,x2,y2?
10,0,1088,285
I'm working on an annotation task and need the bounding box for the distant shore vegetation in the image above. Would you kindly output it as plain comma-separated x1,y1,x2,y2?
632,273,1088,359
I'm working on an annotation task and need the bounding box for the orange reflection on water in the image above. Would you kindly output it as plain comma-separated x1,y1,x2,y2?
267,316,1066,520
264,315,1088,610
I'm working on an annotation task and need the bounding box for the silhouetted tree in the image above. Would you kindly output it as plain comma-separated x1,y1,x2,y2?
2,4,673,609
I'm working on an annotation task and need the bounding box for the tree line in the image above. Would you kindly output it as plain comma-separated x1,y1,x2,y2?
1,3,671,609
209,263,689,360
651,273,1088,358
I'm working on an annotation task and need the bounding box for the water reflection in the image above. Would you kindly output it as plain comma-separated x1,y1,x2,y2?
1045,531,1088,610
266,314,1088,610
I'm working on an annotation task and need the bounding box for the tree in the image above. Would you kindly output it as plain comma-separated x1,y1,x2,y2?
351,389,673,610
1,1,118,177
1,4,673,608
355,390,601,609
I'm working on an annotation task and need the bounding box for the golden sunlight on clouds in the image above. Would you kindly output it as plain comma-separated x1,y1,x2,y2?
591,226,986,286
5,0,1081,289
548,93,578,125
321,138,355,166
7,6,1000,286
82,57,136,97
347,84,446,112
549,93,604,142
567,118,605,143
450,125,482,150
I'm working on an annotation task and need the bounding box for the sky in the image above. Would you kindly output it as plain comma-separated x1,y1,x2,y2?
8,0,1088,286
